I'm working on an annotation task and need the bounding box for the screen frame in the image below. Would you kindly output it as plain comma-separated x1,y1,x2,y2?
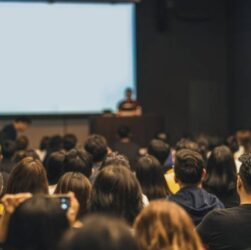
0,0,137,118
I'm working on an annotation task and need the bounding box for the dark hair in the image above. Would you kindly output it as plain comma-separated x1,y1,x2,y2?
101,152,130,170
63,134,77,151
48,135,63,152
61,215,138,250
154,131,169,144
135,155,170,200
6,157,48,194
226,135,239,154
174,149,204,185
176,139,199,153
39,136,51,151
148,139,170,165
195,134,209,161
84,134,108,162
13,149,40,163
239,154,251,193
47,151,66,185
14,116,31,124
4,195,69,250
64,149,93,178
55,172,91,218
1,140,16,159
16,135,29,151
117,126,131,139
203,146,237,194
90,165,143,225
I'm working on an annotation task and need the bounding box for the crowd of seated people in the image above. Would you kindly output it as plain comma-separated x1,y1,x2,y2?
0,126,251,250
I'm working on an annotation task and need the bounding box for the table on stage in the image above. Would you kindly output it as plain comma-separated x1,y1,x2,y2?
90,114,165,147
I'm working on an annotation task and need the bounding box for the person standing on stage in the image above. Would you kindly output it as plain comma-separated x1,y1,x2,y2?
117,88,142,117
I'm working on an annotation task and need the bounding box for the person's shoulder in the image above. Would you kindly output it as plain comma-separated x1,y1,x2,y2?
201,206,240,224
201,188,225,208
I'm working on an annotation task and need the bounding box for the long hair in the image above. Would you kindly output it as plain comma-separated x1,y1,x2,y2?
203,145,237,195
6,157,48,194
135,155,170,200
4,196,69,250
90,165,143,225
134,200,204,250
55,172,91,217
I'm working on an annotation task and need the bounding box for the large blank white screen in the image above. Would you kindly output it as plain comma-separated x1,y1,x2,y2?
0,3,135,114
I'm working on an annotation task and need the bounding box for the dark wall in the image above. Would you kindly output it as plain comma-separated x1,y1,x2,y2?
228,0,251,131
136,0,229,142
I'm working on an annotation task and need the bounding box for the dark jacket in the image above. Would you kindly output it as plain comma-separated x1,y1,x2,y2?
169,187,224,225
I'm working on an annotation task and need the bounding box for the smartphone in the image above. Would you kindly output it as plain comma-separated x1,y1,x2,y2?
45,195,70,211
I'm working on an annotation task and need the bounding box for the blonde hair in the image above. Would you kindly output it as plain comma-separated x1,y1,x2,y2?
133,200,203,250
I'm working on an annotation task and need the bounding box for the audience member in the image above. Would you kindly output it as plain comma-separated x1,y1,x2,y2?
63,134,77,151
13,149,40,164
6,157,49,194
90,165,143,225
1,193,78,250
135,155,170,200
61,215,138,250
169,149,224,225
148,139,171,172
134,200,204,250
0,140,16,173
175,138,200,153
46,151,66,193
203,145,240,207
35,136,50,161
84,134,108,170
197,153,251,250
15,135,29,151
0,145,9,196
101,152,130,170
112,126,139,169
0,117,31,142
43,135,63,168
64,149,93,178
89,151,130,183
55,172,91,218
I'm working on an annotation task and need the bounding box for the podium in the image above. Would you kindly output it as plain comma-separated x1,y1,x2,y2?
90,114,165,147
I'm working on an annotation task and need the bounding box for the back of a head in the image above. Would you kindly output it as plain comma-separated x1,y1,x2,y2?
174,149,204,185
134,200,203,250
1,140,16,159
154,131,169,143
16,135,29,151
39,136,51,151
5,195,69,250
90,165,143,225
48,135,63,152
63,134,77,151
204,145,237,193
6,157,48,194
47,151,66,185
176,138,199,153
117,126,131,139
84,134,108,163
101,152,130,170
13,149,40,164
135,155,169,200
239,154,251,194
62,215,138,250
148,139,170,165
55,172,91,217
64,149,93,178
